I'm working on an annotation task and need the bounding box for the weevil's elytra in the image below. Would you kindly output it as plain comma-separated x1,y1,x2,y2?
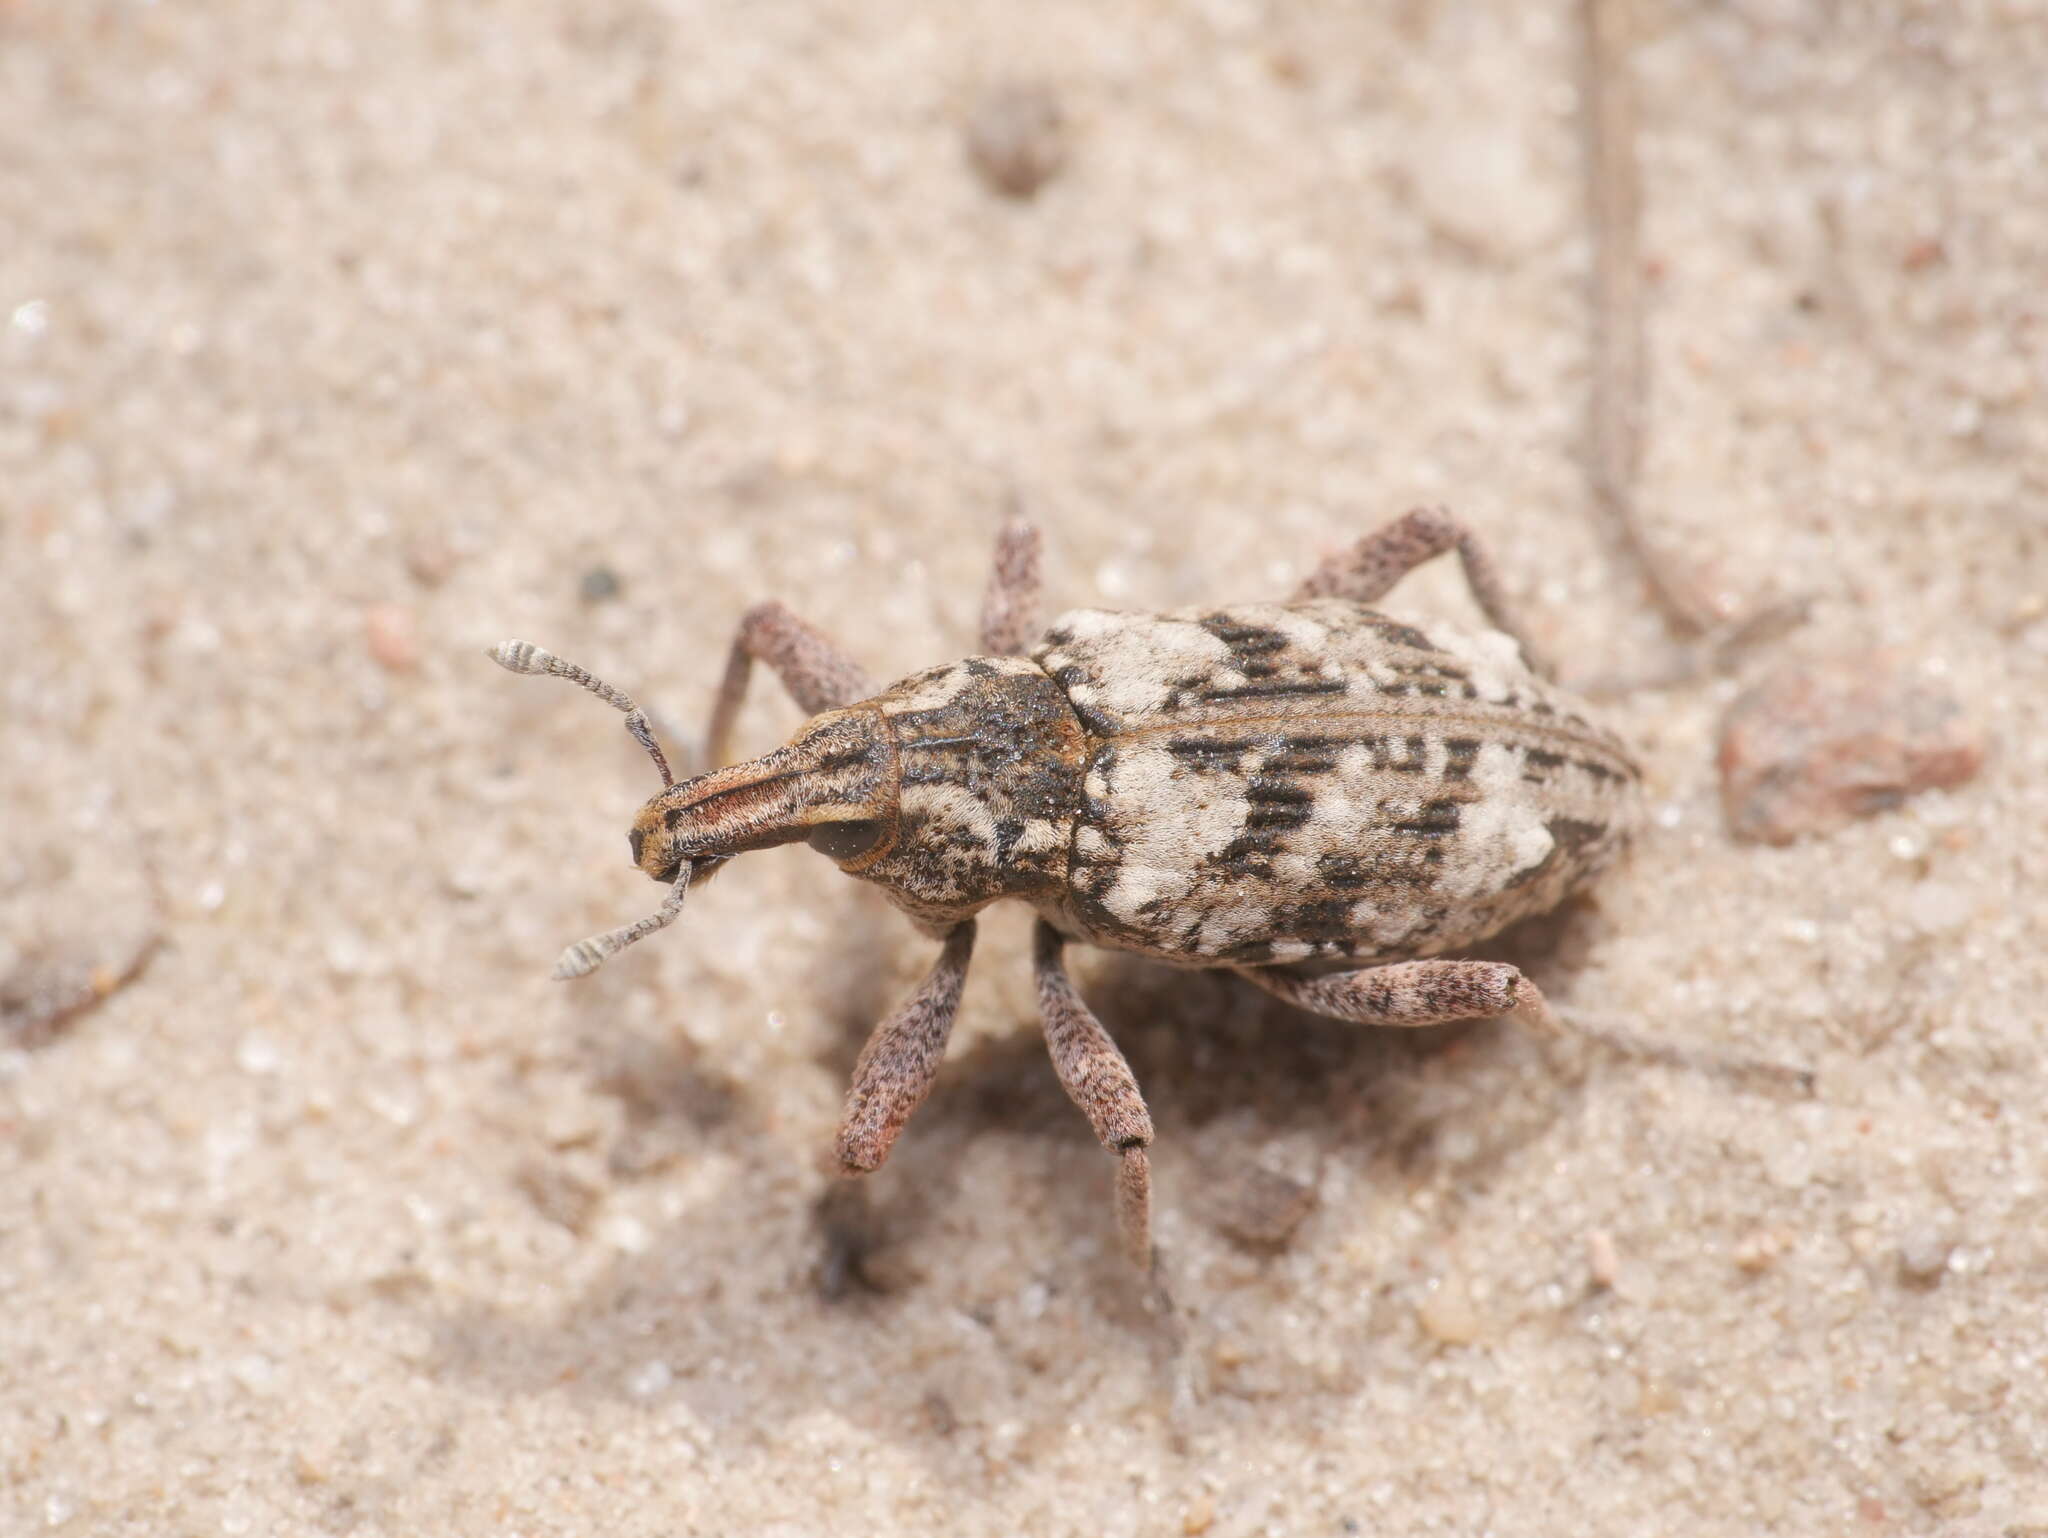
491,508,1642,1266
1036,601,1635,969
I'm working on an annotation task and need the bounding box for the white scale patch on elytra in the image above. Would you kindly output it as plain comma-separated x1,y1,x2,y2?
1037,597,1634,965
1392,612,1533,705
1041,608,1233,724
1456,739,1558,893
1091,741,1252,929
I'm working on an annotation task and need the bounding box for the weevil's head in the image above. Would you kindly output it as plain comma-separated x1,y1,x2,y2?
628,707,898,886
636,657,1091,922
489,637,1085,979
488,638,908,979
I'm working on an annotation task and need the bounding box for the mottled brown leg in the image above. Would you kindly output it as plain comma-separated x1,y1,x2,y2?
1292,507,1551,678
978,520,1044,657
1033,922,1155,1265
1238,958,1565,1038
835,922,976,1174
705,600,875,768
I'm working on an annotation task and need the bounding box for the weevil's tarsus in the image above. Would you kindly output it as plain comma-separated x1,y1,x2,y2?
1116,1147,1152,1270
551,864,693,979
1577,593,1815,700
978,518,1044,657
490,639,675,787
836,921,977,1173
1510,978,1569,1040
1291,505,1553,680
705,601,874,770
1033,921,1155,1264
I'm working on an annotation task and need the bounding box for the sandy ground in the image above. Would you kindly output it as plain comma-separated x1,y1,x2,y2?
5,2,2048,1534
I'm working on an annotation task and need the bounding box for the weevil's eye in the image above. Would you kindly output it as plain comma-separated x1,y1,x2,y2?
807,818,885,861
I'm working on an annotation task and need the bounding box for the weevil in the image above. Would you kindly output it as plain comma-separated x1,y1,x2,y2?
492,509,1640,1265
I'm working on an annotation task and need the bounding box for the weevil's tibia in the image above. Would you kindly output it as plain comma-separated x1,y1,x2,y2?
489,639,674,787
836,922,977,1174
703,604,874,771
978,519,1044,657
552,865,693,979
1034,921,1155,1267
1292,506,1552,679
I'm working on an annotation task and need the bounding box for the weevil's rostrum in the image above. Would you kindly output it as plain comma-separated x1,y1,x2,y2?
493,509,1641,1266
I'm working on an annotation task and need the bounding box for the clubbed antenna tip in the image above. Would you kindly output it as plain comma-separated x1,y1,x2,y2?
489,638,674,787
551,865,694,979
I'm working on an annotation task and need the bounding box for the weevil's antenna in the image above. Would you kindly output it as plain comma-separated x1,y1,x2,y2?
489,640,674,787
552,865,693,979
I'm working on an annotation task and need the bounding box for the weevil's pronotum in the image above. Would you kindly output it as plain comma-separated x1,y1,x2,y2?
492,509,1640,1264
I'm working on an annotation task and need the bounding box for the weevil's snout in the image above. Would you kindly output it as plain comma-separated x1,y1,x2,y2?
629,708,896,879
625,805,732,886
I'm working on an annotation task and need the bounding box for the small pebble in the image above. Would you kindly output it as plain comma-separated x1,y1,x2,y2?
1898,1223,1953,1285
1717,650,1985,844
364,603,419,672
1417,1278,1483,1345
1207,1163,1316,1249
1733,1226,1792,1274
625,1359,673,1400
965,82,1066,200
517,1159,603,1235
1183,1492,1216,1535
579,566,622,603
1407,126,1559,257
234,1032,281,1076
1586,1228,1621,1290
598,1209,651,1254
403,536,458,588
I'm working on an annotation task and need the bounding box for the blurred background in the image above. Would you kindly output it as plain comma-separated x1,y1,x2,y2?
4,2,2044,1534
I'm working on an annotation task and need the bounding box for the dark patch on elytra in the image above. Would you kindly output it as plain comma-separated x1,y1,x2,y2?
1358,614,1435,651
1386,798,1463,837
1545,816,1611,859
1199,678,1349,704
1244,779,1313,806
1266,736,1342,775
1165,736,1258,771
1317,847,1439,892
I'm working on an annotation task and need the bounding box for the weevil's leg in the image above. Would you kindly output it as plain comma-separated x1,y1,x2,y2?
1238,957,1566,1038
1033,922,1155,1267
835,922,977,1176
1292,507,1552,679
978,519,1044,657
704,601,875,768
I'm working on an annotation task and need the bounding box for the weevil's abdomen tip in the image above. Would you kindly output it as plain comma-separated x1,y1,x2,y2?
490,639,549,674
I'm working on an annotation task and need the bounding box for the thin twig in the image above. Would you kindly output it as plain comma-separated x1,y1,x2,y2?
1582,0,1724,635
